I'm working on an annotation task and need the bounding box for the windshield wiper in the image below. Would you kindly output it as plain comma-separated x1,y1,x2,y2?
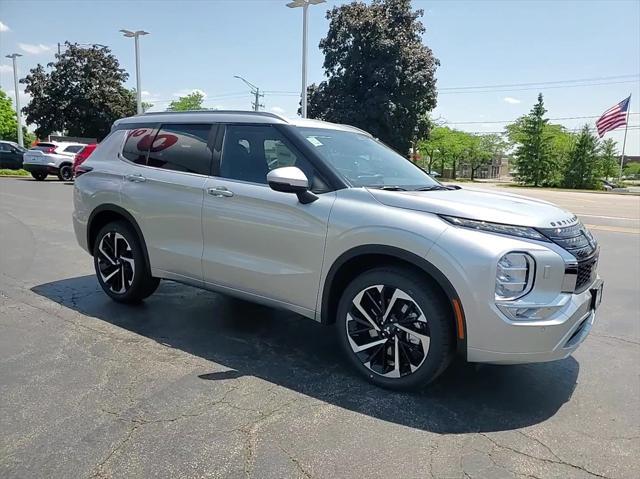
413,185,450,191
371,185,408,191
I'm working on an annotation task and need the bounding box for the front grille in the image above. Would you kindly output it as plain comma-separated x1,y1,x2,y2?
576,255,598,292
539,222,599,292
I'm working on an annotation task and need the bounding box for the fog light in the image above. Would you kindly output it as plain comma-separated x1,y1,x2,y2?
497,303,565,321
495,253,534,300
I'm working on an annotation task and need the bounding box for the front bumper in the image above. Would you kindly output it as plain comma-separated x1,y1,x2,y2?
467,278,603,364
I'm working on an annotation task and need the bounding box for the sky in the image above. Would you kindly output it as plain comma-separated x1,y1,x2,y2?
1,0,639,154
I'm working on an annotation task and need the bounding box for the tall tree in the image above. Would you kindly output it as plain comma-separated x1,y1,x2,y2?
167,91,206,111
598,138,619,179
562,125,600,189
509,94,557,186
0,89,35,145
306,0,438,154
418,125,448,173
466,134,506,180
21,43,135,140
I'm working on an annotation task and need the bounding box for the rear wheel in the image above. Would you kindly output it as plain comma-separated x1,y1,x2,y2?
31,171,47,181
58,164,73,181
93,221,159,303
336,267,455,390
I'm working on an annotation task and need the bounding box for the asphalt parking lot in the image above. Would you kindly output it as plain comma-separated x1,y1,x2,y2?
1,177,639,479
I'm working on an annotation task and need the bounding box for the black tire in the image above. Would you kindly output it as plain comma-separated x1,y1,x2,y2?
93,221,160,303
336,267,455,390
31,171,47,181
57,164,73,181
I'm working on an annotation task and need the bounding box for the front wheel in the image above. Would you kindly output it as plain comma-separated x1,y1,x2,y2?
93,221,160,303
31,171,47,181
336,267,455,390
58,164,73,181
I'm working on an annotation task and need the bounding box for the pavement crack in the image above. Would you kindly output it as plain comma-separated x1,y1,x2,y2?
591,332,640,346
278,445,313,478
89,423,139,478
516,430,561,461
480,433,611,478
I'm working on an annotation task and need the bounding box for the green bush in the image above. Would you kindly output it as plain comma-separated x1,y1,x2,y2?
0,169,29,176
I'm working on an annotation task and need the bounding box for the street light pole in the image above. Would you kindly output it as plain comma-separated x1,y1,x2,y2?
120,29,149,114
301,2,308,118
233,75,263,111
286,0,325,118
134,34,141,113
5,53,24,147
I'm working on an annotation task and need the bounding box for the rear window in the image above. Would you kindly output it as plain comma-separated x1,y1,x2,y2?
122,128,155,165
31,144,56,151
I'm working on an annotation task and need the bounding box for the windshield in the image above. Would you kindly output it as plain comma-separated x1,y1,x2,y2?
295,127,439,190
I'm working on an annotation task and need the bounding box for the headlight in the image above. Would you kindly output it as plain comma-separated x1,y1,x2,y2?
441,215,548,242
495,252,535,300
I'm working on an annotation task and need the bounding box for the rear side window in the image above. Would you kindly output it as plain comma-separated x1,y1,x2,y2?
122,128,155,165
63,145,83,153
147,124,212,175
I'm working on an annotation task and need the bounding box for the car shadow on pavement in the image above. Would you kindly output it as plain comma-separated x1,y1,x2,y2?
32,275,579,434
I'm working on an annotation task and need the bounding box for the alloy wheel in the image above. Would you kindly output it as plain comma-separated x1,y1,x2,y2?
97,232,136,294
346,285,431,378
59,165,73,181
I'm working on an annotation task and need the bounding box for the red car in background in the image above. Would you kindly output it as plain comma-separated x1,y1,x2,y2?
72,144,97,177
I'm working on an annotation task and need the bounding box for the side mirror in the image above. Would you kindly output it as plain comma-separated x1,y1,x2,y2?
267,166,318,204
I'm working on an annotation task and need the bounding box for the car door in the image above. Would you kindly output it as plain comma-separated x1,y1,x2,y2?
0,143,19,168
0,143,11,168
119,123,216,284
201,124,336,316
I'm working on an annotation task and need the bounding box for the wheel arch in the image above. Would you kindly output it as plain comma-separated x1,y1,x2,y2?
320,245,467,355
87,204,151,269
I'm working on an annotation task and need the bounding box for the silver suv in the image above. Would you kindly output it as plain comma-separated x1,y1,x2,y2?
73,111,603,389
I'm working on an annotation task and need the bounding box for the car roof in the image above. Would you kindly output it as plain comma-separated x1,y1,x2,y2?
113,110,372,137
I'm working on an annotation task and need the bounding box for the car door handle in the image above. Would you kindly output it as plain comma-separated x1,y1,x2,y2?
125,174,146,183
207,186,234,197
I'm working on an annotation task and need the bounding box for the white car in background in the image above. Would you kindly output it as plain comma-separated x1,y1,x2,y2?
22,141,85,181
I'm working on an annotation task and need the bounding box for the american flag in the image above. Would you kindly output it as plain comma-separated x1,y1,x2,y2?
596,96,631,138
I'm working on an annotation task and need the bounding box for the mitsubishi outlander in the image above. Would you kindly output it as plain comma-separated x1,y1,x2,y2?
72,111,603,389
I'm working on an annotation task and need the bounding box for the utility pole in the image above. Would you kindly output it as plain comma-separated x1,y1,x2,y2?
252,88,264,112
5,53,24,147
234,75,263,111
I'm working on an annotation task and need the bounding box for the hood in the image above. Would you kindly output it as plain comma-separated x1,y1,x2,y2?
367,187,577,228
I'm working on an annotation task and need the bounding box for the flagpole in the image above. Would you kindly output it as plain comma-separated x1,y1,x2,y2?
618,94,631,181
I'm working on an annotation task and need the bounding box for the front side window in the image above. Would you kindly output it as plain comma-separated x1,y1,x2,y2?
147,124,212,175
220,125,322,189
294,127,440,190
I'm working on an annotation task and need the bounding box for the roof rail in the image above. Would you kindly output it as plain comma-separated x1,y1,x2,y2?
140,110,287,121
